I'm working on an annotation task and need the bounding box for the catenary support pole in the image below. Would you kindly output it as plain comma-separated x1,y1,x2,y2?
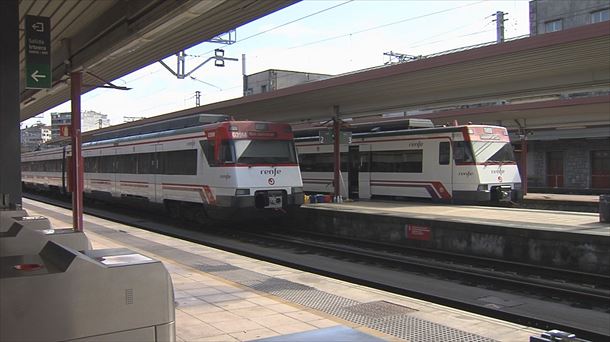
71,71,84,231
0,0,21,209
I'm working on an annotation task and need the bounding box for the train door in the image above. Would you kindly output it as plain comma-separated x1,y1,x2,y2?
357,144,371,199
153,144,163,202
348,145,360,199
103,150,118,197
438,141,453,199
546,151,564,188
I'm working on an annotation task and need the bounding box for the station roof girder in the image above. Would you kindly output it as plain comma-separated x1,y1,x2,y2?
19,0,296,121
79,21,610,143
163,21,610,126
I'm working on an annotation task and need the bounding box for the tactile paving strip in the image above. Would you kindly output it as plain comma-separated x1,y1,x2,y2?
205,265,496,342
344,300,417,319
85,222,497,342
196,264,240,273
369,315,496,342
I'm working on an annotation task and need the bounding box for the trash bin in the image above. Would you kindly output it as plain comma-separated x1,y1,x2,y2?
600,195,610,223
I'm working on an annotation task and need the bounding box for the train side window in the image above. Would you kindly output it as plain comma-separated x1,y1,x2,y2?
199,140,216,166
439,142,450,165
371,150,423,173
298,154,315,171
453,141,474,163
100,155,115,173
298,153,347,172
117,154,136,174
84,157,99,173
163,150,197,175
84,157,90,173
137,153,153,174
219,141,235,163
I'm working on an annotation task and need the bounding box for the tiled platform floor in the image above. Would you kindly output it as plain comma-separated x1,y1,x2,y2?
24,198,542,342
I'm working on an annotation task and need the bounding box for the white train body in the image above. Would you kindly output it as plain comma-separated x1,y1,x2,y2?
296,124,522,203
22,118,304,218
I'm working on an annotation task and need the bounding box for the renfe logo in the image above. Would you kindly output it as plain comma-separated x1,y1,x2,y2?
260,169,282,177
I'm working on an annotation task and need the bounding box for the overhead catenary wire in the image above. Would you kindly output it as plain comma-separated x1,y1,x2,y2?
67,1,538,122
103,0,355,101
113,0,492,91
189,0,355,59
404,19,499,51
287,0,486,50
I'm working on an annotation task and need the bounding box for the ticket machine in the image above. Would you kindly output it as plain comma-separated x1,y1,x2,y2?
0,241,175,341
0,215,90,257
0,208,28,231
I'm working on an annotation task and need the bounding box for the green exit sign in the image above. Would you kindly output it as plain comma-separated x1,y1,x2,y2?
319,130,352,144
25,15,51,89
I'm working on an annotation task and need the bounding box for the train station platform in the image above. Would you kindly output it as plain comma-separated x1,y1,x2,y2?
22,199,542,342
296,197,610,274
522,192,600,212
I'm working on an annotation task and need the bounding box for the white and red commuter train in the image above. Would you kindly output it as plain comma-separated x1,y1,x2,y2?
295,120,523,203
22,115,304,220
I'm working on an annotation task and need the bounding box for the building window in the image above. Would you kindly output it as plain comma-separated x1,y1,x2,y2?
591,9,609,23
545,19,562,33
261,85,267,93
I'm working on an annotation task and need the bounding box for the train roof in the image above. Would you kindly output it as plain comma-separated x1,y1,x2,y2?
294,123,507,142
87,113,230,143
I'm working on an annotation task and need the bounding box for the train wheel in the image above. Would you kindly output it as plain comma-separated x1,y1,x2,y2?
166,201,181,219
194,207,209,226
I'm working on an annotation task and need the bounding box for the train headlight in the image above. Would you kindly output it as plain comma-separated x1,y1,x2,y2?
477,184,488,191
513,183,522,190
235,188,250,196
291,187,303,194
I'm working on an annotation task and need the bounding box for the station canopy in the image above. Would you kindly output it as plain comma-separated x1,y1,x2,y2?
19,0,296,121
82,20,610,140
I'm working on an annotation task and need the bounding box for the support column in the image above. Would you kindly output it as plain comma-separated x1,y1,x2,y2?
0,0,21,209
333,105,341,199
71,72,84,231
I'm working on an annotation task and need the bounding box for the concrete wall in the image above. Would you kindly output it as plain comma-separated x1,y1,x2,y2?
245,70,332,95
274,70,331,90
530,0,609,35
292,207,610,274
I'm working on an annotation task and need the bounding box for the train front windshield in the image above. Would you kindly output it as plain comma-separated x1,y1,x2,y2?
233,140,298,164
471,141,516,163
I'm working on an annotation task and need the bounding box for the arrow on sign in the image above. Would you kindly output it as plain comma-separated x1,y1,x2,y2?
32,22,45,32
30,70,47,82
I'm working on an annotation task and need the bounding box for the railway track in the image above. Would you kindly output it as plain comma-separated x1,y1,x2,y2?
246,230,610,304
23,192,610,341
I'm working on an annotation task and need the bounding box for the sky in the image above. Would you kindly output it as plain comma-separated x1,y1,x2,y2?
22,0,530,128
